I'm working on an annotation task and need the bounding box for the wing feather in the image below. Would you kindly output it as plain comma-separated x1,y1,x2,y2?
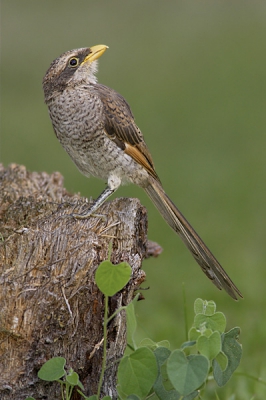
95,83,160,181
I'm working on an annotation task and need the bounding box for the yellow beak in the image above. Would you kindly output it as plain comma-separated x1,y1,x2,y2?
83,45,108,63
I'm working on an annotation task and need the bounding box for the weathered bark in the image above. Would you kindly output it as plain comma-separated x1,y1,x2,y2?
0,164,158,399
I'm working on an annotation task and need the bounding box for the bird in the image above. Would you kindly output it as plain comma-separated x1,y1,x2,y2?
42,44,243,300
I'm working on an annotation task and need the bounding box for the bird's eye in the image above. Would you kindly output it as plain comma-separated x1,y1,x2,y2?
69,57,79,68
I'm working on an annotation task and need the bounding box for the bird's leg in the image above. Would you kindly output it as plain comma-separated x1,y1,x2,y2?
72,175,121,219
73,186,115,219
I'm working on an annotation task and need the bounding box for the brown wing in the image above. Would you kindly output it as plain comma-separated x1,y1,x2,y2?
95,83,160,181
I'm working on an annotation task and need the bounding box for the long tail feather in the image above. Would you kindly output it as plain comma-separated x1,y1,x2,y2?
145,178,243,300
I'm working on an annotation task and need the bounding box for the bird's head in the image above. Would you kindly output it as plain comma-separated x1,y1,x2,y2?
42,45,108,102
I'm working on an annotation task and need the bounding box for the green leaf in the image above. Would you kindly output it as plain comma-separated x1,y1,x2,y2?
117,347,158,398
139,338,171,351
183,391,200,400
153,347,181,399
213,327,242,387
95,260,131,296
102,397,112,400
161,362,175,391
139,338,158,350
194,312,226,333
38,357,66,381
214,351,228,371
66,370,79,386
25,398,35,400
157,340,171,349
180,341,197,350
126,300,137,350
77,378,85,390
194,298,205,315
126,396,141,400
188,327,201,341
194,299,216,315
167,350,209,396
116,384,128,400
197,331,221,360
126,294,140,350
204,301,216,316
203,328,214,338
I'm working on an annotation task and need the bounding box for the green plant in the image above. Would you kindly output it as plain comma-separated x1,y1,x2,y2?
116,298,242,399
28,251,243,399
38,357,84,399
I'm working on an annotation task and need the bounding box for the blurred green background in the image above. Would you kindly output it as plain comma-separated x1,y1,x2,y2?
1,1,266,398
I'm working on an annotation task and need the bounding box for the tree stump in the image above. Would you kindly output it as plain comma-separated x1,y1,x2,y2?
0,164,159,399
